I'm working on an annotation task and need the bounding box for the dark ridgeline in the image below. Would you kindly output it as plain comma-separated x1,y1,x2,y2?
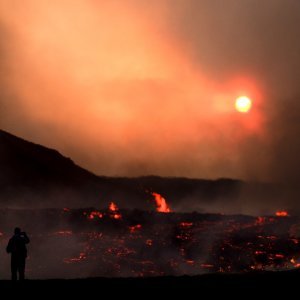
0,270,299,290
0,129,101,207
0,129,275,212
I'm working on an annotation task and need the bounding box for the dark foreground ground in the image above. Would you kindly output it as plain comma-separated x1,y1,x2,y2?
1,270,299,289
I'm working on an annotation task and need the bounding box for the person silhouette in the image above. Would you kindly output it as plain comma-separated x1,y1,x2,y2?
6,227,30,281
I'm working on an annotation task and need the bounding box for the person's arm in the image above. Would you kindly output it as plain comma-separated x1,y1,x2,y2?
22,232,30,244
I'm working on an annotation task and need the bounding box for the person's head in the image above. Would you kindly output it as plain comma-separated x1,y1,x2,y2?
14,227,21,235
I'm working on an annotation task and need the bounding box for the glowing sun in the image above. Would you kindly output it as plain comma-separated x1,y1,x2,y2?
235,96,252,113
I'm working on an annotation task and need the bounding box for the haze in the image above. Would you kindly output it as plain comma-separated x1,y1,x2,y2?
1,0,300,184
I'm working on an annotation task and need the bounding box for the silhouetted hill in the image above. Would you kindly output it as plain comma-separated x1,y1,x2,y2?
0,130,98,184
0,130,101,207
0,129,276,212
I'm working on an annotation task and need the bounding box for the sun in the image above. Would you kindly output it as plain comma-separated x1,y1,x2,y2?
235,96,252,113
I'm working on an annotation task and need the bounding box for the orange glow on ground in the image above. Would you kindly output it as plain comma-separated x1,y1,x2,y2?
235,96,252,113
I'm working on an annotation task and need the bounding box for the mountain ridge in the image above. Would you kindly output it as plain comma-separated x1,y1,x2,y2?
0,129,274,213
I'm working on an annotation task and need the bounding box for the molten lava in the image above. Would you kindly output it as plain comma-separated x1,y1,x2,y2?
5,207,300,278
146,239,153,246
129,224,142,233
109,202,118,212
64,252,87,264
276,211,289,217
54,231,73,236
180,222,193,228
109,202,122,219
151,192,171,213
201,264,214,269
291,258,300,268
87,211,103,220
255,217,266,225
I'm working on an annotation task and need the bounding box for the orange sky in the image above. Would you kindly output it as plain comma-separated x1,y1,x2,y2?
1,0,299,182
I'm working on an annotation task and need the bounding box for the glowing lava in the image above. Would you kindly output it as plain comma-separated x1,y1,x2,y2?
109,202,118,212
255,217,266,225
129,224,142,233
235,96,252,113
151,192,171,213
87,211,103,220
180,222,193,228
109,202,122,219
276,211,289,217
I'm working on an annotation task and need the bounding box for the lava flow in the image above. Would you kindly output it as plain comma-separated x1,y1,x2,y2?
87,211,103,220
276,211,289,217
151,192,171,213
1,208,299,279
109,202,122,219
